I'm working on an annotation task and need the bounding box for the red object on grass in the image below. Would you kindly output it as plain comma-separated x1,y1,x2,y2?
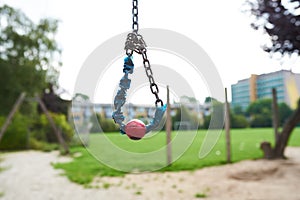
125,119,146,140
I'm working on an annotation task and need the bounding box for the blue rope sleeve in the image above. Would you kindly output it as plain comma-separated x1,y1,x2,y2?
146,104,167,133
112,56,167,135
112,56,134,134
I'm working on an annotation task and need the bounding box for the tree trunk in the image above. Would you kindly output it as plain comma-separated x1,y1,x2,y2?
274,99,300,158
261,99,300,159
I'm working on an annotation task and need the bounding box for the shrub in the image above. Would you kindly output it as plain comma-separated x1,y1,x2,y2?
0,113,29,150
29,137,44,150
202,115,211,129
0,112,73,151
172,106,199,130
99,118,119,133
29,137,58,152
90,114,119,133
250,114,272,127
36,112,74,143
231,114,249,128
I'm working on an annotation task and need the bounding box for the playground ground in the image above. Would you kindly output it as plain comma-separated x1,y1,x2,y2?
0,147,300,200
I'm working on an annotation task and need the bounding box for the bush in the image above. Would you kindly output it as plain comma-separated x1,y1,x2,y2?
90,114,119,133
0,112,73,151
202,115,211,129
246,99,272,127
201,114,225,129
34,112,74,143
29,137,58,152
172,106,199,130
29,137,44,150
231,114,249,128
0,113,29,150
278,102,293,126
99,118,119,133
250,114,272,127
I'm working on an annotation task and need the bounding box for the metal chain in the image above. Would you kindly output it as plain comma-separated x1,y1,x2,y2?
128,0,164,107
112,0,166,134
141,50,164,107
125,32,146,55
132,0,139,33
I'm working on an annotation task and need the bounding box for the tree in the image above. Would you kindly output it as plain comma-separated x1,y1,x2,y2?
261,99,300,158
202,98,225,129
245,0,300,158
231,105,249,128
247,99,273,127
204,97,219,103
230,113,249,128
278,102,293,126
245,0,300,56
232,105,244,115
0,5,61,115
90,113,119,133
247,99,272,115
172,106,199,130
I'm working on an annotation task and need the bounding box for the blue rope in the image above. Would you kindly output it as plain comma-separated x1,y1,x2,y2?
112,56,167,135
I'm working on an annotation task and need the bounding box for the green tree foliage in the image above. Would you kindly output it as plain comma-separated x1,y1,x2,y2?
32,112,74,143
202,98,225,129
204,97,219,103
247,99,272,115
0,5,73,151
232,105,245,115
172,106,199,130
247,99,272,127
231,105,249,128
0,113,29,150
230,113,249,128
99,118,119,132
202,115,211,129
278,102,293,125
0,112,73,150
91,114,119,133
0,5,61,115
251,114,272,127
246,98,293,127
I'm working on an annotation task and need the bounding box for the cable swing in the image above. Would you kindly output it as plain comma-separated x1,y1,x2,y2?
112,0,167,140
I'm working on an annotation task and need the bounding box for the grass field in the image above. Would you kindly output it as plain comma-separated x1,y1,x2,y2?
54,128,300,185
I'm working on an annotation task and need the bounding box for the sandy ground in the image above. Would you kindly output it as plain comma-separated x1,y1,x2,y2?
0,148,300,200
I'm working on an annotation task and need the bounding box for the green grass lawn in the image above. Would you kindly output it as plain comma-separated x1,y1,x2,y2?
53,128,300,185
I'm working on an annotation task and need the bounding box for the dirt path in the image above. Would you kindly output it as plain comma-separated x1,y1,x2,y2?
0,148,300,200
0,151,128,200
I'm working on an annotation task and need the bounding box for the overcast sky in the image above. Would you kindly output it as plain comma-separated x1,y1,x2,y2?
1,0,300,103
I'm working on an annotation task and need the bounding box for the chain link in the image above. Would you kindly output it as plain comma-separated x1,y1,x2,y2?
141,51,164,107
125,32,146,54
132,0,139,32
112,0,166,134
128,0,164,107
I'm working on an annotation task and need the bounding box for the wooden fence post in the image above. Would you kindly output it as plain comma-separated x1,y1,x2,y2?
272,88,280,143
166,86,172,166
225,88,231,163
